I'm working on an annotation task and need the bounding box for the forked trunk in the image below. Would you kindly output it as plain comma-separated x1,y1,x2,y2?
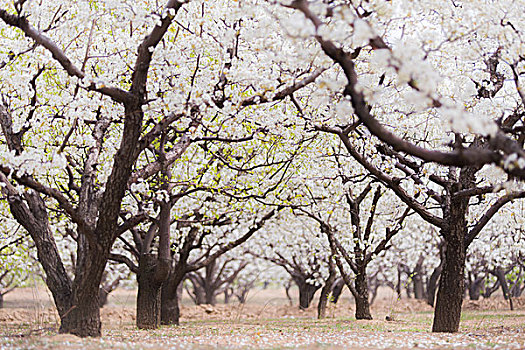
194,287,206,305
296,280,320,310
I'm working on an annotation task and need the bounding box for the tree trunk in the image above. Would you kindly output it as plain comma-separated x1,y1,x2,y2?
224,288,231,304
432,191,468,333
236,288,249,304
511,277,524,298
396,266,403,298
136,254,171,329
59,238,108,337
284,281,293,306
432,239,465,332
354,268,372,320
413,275,425,300
426,264,442,307
59,295,101,337
296,280,320,310
193,284,206,305
467,273,484,301
510,267,523,297
493,268,514,311
330,278,344,304
0,294,4,309
318,263,337,319
161,272,184,325
8,192,73,316
59,273,102,337
160,290,180,325
98,288,110,308
413,257,426,300
204,288,217,305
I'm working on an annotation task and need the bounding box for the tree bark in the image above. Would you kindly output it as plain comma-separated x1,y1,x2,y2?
295,279,320,310
7,192,73,317
432,240,465,332
467,273,484,301
59,296,101,337
426,264,442,307
432,186,469,333
160,289,180,325
317,262,337,319
136,254,171,329
493,268,514,311
161,270,184,325
98,288,110,308
330,278,345,304
204,286,217,305
59,236,108,337
413,257,426,300
354,268,372,320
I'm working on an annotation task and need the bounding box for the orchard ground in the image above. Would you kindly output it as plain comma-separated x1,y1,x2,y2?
1,286,524,349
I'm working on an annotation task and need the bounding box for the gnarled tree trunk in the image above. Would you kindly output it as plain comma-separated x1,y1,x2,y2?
60,237,108,337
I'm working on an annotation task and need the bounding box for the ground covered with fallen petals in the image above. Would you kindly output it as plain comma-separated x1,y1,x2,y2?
1,288,524,349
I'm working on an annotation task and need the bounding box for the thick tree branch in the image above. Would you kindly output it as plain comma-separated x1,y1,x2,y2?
291,0,525,177
0,9,134,103
130,0,188,99
109,253,139,274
